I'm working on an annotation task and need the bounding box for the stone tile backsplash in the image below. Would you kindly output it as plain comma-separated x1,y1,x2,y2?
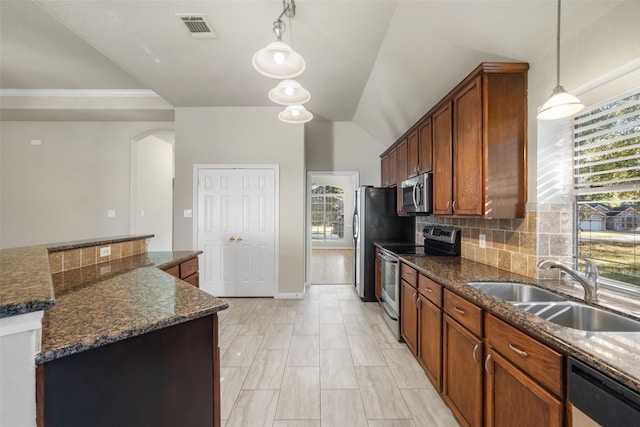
416,202,575,278
48,239,148,274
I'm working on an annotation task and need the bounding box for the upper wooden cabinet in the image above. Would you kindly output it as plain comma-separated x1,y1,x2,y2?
381,147,397,187
396,138,408,184
380,62,528,218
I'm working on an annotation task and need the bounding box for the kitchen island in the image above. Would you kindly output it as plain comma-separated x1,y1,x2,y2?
1,235,228,427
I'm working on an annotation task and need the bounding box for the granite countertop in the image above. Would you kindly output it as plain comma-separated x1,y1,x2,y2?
399,255,640,394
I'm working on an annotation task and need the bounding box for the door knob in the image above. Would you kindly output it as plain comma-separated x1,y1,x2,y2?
237,236,243,241
229,236,236,241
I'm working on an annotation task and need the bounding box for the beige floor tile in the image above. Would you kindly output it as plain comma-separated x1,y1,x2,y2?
339,299,364,315
369,323,406,350
367,421,417,427
225,389,279,427
382,348,431,389
318,292,339,307
219,323,243,350
222,335,263,367
242,349,287,390
401,389,459,427
279,299,304,308
319,323,349,349
287,335,320,367
297,300,320,315
320,348,358,389
293,314,320,336
253,298,280,316
272,307,298,324
319,306,344,324
321,389,368,427
336,285,358,300
220,367,249,421
273,421,321,427
362,302,386,324
275,367,321,420
349,335,387,366
260,323,293,350
343,314,373,336
355,366,412,420
238,314,273,335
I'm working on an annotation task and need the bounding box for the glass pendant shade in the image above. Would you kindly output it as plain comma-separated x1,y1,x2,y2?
537,85,585,120
278,104,313,123
268,79,310,105
252,41,305,79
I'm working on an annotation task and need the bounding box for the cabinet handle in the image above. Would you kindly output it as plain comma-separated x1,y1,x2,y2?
452,200,457,212
508,343,529,358
413,292,419,308
425,287,433,293
472,344,479,363
446,201,451,212
229,236,236,241
454,306,466,315
485,354,493,374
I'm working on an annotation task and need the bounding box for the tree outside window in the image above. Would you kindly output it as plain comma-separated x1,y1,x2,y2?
311,185,345,242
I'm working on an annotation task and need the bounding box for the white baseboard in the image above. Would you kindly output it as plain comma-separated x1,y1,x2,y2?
276,292,305,299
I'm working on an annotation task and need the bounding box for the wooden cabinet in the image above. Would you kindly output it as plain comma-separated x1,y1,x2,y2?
396,138,408,184
417,118,433,174
443,289,484,427
484,314,564,427
380,147,397,187
401,279,419,355
380,62,528,218
432,102,454,215
417,274,442,390
162,255,200,288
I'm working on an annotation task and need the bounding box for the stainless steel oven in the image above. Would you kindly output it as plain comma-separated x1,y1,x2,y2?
379,249,400,339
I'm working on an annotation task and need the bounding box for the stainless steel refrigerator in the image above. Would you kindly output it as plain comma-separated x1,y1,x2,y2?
353,186,415,301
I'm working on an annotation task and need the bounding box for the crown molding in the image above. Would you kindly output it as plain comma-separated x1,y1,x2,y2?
0,89,162,98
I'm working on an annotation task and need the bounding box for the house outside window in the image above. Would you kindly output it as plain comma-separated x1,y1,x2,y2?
311,185,345,242
573,90,640,287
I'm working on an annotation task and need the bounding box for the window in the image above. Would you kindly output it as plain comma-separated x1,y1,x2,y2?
311,185,345,242
573,90,640,287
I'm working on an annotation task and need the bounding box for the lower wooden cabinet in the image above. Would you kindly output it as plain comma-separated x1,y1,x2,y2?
162,256,200,288
417,293,442,390
443,313,484,427
401,279,418,355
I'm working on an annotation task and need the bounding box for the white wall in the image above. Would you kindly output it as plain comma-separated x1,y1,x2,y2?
173,107,305,295
0,121,173,248
306,120,386,186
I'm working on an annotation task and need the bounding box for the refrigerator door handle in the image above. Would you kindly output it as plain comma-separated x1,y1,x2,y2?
352,213,359,240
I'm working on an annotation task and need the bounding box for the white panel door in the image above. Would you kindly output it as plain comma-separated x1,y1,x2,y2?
197,167,276,297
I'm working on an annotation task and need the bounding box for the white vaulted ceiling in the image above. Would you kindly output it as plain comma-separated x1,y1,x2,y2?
0,0,625,144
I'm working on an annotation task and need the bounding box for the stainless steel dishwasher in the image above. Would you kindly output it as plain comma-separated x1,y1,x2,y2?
568,357,640,426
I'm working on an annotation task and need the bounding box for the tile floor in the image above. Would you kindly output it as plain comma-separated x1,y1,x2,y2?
218,284,459,427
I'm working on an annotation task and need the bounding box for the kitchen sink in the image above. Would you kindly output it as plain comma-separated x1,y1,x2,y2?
468,281,640,332
468,281,566,302
513,302,640,332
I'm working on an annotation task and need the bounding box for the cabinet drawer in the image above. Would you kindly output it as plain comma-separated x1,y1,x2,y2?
443,289,482,337
180,257,199,279
418,274,442,307
400,263,418,288
182,272,199,288
486,314,563,397
164,265,180,278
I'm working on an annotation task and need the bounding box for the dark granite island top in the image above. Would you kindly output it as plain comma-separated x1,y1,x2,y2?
399,255,640,394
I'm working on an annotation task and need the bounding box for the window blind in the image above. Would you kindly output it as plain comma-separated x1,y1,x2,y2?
573,90,640,286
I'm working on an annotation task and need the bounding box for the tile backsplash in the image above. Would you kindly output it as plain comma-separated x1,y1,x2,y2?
48,239,149,274
416,203,574,278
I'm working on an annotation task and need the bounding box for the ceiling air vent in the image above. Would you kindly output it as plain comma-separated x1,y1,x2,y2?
175,14,217,39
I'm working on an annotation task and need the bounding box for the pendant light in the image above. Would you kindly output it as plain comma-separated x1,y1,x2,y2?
252,1,305,79
269,79,311,105
537,0,585,120
278,104,313,124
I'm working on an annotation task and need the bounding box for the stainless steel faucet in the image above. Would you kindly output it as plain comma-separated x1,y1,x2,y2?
537,258,599,304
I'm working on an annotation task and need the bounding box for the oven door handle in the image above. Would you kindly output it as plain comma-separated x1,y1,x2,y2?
379,252,398,263
380,300,399,321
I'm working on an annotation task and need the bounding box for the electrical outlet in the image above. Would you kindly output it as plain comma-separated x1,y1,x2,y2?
99,246,111,257
107,209,116,218
479,234,486,249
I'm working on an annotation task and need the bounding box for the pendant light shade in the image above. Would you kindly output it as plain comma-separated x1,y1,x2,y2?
537,85,585,120
278,104,313,123
269,79,310,105
537,0,585,120
253,41,305,79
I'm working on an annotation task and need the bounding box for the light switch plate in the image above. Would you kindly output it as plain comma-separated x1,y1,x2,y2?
184,209,192,218
107,209,116,218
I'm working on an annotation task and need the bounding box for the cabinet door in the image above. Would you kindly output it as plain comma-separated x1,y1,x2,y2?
396,139,408,184
485,350,563,427
418,294,442,391
401,280,418,356
388,148,397,187
407,130,419,177
453,76,483,216
381,155,389,187
418,118,433,173
432,102,453,215
443,314,483,427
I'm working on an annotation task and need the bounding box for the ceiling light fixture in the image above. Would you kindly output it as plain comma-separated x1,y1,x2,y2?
278,104,313,124
268,79,311,105
252,0,305,79
537,0,585,120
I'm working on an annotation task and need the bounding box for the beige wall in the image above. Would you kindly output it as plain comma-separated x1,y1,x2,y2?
0,121,173,249
306,120,386,186
173,107,305,295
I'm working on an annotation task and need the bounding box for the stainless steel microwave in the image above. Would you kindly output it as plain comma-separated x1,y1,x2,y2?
400,173,432,214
